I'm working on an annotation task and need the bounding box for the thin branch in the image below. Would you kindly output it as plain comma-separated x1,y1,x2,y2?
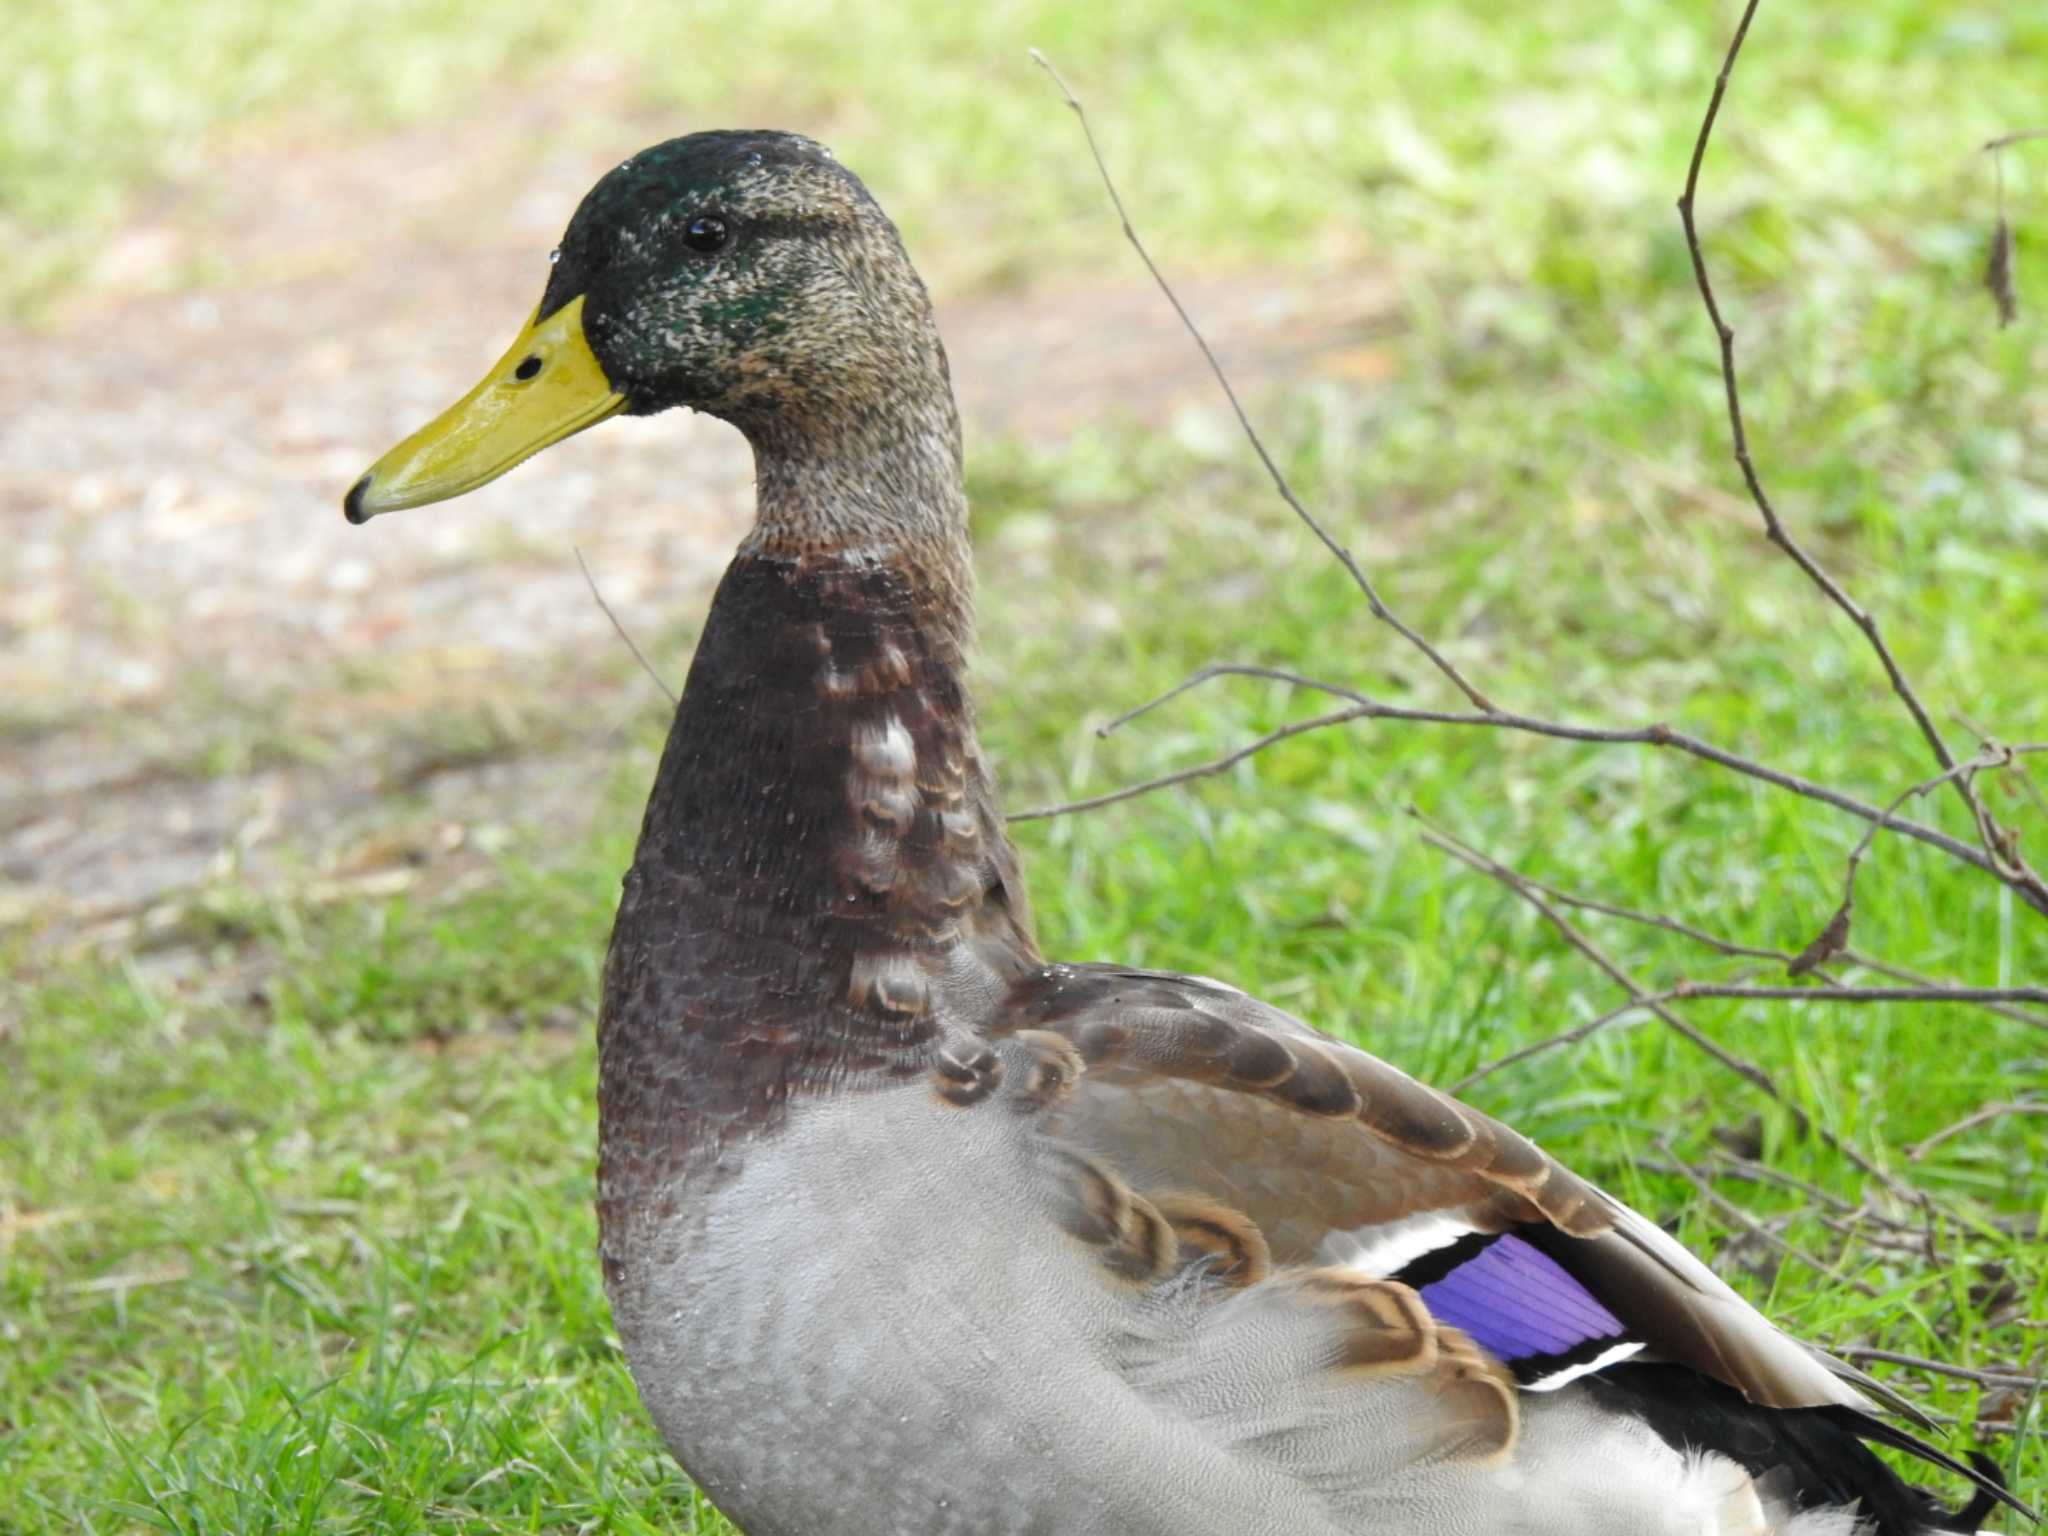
1514,880,1798,968
1010,701,1369,821
1412,812,1944,1206
1410,816,1777,1099
1906,1102,2048,1162
1447,969,2034,1099
573,546,675,706
1028,50,1496,715
1013,681,2015,889
1656,1138,1877,1296
1836,1347,2044,1393
1444,957,2037,1096
1517,869,2048,1028
1960,709,2048,827
1095,663,1353,738
1984,129,2048,153
1074,665,2048,1031
1676,0,2048,917
1913,1412,2042,1438
1422,824,1802,1113
1704,1149,1862,1217
1667,982,2048,1006
1812,1212,1943,1254
1984,141,2019,327
1450,992,1675,1093
1507,856,2048,1030
1794,745,2031,975
1832,951,2048,1032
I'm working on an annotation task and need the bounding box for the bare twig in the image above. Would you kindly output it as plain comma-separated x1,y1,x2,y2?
1984,129,2048,153
1907,1101,2048,1162
1014,680,2018,888
1666,982,2048,1006
1705,1149,1862,1217
1509,877,1801,968
1452,967,2048,1087
1450,992,1676,1093
1832,951,2048,1032
1796,745,2037,975
1525,867,2048,1025
1656,1138,1877,1296
1413,813,1961,1211
1056,667,2048,1022
1676,0,2048,919
1986,213,2017,328
1094,663,1356,738
1010,701,1371,821
1117,686,2048,1032
1029,50,1496,715
1406,814,1759,1095
1022,43,2048,924
1914,1411,2042,1438
1640,1162,1926,1268
1836,1347,2044,1393
573,546,676,706
1510,859,2048,1031
1961,710,2048,834
1812,1213,1941,1254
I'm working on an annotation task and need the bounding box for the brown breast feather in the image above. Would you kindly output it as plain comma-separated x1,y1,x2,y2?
596,551,1037,1213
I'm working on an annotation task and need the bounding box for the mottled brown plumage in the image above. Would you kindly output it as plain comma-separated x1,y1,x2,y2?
595,552,1033,1202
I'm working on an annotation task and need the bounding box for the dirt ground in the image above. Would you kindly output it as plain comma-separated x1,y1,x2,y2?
0,86,1396,954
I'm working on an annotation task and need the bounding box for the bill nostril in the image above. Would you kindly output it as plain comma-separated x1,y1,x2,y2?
514,355,543,381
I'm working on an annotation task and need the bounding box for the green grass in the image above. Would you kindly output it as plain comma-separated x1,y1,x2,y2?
7,0,2048,1530
7,0,2045,309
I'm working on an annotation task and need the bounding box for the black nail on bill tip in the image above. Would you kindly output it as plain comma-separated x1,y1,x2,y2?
344,473,373,524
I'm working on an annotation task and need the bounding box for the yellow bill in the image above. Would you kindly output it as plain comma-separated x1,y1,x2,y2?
344,295,626,523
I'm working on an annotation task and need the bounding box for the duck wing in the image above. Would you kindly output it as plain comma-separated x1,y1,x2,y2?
997,962,1893,1418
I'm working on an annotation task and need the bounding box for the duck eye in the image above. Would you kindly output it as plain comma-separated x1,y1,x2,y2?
683,215,731,255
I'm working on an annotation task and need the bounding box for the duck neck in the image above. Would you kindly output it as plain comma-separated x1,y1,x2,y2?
740,373,976,648
596,451,1036,1190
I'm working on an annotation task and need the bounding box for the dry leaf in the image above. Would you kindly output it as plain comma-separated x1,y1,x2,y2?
1985,216,2017,328
1787,903,1852,978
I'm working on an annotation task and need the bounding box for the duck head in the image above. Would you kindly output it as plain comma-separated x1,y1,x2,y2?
344,130,958,527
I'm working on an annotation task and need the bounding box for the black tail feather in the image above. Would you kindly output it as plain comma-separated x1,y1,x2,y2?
1954,1451,2016,1531
1584,1363,2035,1534
1828,1408,2036,1529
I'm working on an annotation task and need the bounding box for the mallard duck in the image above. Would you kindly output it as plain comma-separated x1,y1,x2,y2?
344,131,2020,1535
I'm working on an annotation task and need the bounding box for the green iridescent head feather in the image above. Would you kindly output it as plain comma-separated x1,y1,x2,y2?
346,129,960,530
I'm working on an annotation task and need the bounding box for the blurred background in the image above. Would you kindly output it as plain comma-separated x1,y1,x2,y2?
4,1,2045,1529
